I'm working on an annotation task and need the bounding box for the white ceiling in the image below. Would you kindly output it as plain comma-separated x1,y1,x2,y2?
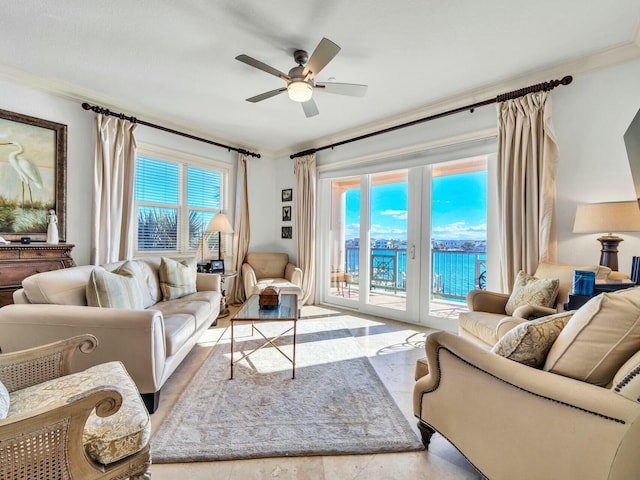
1,0,640,157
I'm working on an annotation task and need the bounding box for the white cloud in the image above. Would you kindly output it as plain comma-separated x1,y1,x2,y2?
432,221,486,240
380,209,408,220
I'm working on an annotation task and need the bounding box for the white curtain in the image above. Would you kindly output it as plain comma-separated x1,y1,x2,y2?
294,154,317,304
497,92,559,291
228,153,250,304
91,114,137,265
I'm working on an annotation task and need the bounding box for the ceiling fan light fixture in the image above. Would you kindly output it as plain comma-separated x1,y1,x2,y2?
287,81,313,102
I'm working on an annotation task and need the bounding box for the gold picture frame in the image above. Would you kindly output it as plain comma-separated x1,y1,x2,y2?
0,108,67,242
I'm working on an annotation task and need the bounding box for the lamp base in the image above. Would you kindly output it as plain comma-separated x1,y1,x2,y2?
597,235,623,271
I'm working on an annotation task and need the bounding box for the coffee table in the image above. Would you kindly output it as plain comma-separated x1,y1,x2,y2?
230,293,298,379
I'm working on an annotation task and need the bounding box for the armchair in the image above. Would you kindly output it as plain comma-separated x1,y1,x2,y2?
242,252,304,306
414,331,640,480
0,334,151,480
459,262,620,348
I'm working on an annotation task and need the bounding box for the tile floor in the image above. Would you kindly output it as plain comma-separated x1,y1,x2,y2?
149,304,483,479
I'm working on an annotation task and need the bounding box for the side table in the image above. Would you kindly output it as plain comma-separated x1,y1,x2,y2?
218,271,237,319
564,279,637,310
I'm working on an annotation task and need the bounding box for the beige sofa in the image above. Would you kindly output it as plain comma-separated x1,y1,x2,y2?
242,252,303,307
0,256,221,413
459,262,629,348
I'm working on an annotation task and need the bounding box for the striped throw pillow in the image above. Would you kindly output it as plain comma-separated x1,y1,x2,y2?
86,266,144,309
159,257,197,301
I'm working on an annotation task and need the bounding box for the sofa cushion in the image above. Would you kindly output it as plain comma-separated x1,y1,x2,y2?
544,287,640,386
8,361,150,465
0,380,9,419
22,265,95,306
505,271,559,316
458,310,512,346
155,291,219,329
159,257,197,301
491,311,574,367
86,266,144,309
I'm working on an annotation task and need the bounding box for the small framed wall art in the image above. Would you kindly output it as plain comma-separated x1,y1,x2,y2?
281,226,292,239
281,188,292,202
282,206,291,221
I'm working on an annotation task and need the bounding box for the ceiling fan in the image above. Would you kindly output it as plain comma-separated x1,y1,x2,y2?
235,37,368,118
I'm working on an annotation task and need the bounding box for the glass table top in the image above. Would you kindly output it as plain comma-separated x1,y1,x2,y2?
233,293,298,321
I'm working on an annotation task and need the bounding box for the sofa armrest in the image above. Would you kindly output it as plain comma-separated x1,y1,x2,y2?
285,263,303,287
0,334,97,392
512,304,557,320
466,289,510,313
196,272,221,292
0,304,166,394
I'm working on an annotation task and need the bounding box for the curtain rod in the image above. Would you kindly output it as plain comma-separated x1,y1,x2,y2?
81,102,261,158
290,75,573,159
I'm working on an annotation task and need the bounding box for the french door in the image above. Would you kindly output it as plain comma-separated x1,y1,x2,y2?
322,155,490,329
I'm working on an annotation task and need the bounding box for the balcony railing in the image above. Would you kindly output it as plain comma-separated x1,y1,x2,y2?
342,247,486,301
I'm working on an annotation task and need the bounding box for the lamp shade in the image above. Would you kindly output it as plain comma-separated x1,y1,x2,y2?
573,201,640,234
207,213,233,233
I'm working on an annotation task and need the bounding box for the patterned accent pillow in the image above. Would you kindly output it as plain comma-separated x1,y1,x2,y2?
492,311,574,367
505,271,560,315
0,380,9,419
159,257,197,301
115,260,153,308
86,266,144,309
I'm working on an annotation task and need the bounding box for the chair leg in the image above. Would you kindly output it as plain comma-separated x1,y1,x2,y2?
141,391,160,414
417,421,435,448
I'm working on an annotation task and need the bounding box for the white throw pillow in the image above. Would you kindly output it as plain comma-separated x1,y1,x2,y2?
0,379,10,419
544,287,640,386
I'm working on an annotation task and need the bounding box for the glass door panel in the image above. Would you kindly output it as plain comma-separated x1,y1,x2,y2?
329,177,360,301
367,170,408,311
428,157,487,319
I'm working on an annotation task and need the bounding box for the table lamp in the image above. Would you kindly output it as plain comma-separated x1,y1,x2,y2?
573,201,640,271
207,213,234,260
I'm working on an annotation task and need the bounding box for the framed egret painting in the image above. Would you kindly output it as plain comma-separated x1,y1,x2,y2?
0,109,67,242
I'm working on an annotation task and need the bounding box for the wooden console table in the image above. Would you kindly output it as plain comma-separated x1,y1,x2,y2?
0,243,75,307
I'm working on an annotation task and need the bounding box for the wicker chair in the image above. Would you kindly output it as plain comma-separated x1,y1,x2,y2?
0,334,151,480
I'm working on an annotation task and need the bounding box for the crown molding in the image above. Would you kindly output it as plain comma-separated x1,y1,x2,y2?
0,63,258,156
279,40,640,159
2,37,639,161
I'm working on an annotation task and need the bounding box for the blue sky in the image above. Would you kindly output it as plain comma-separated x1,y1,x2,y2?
344,170,487,241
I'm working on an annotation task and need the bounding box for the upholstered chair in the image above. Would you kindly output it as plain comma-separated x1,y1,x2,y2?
0,334,151,480
242,252,304,306
458,262,627,348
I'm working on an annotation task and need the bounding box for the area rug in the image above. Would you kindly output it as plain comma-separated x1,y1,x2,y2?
151,319,423,462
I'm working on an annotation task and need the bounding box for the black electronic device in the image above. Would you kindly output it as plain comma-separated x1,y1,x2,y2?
210,259,225,274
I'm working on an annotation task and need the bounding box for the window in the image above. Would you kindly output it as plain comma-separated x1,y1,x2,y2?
134,147,229,257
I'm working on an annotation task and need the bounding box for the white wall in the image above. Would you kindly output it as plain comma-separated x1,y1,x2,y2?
0,79,237,266
554,58,640,273
246,154,296,260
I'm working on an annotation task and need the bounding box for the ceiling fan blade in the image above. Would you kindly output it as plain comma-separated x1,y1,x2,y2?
235,54,290,81
301,98,319,118
246,88,286,103
316,82,368,97
303,37,340,79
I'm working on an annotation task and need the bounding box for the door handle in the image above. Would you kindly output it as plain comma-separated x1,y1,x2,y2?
409,244,416,260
